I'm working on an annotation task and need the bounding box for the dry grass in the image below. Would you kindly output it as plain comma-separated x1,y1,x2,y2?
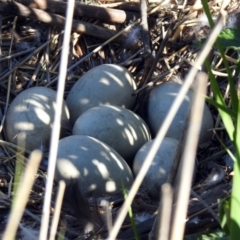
0,0,239,239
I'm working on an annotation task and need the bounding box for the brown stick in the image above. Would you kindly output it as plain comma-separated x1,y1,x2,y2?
0,0,139,24
0,1,140,48
138,0,153,88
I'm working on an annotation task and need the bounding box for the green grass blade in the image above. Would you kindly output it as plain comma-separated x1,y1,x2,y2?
121,181,140,240
214,132,236,162
205,58,235,141
205,97,237,119
200,0,214,28
201,0,238,113
230,98,240,240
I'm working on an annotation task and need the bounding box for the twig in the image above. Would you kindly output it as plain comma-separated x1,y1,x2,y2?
133,64,181,95
188,201,221,220
0,32,63,83
170,73,210,240
140,23,174,87
190,189,220,224
39,0,75,238
2,150,42,240
49,181,66,240
0,47,36,63
149,183,173,240
0,1,139,48
27,54,44,87
0,0,139,24
139,0,152,87
0,16,17,134
0,139,31,155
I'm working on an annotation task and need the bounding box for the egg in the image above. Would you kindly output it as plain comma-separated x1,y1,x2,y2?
66,64,137,125
72,105,151,163
55,135,133,196
147,82,213,144
133,137,179,196
5,87,70,151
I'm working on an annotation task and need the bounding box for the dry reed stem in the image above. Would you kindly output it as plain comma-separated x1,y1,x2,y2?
0,47,35,63
0,16,17,135
39,1,75,239
158,183,173,240
2,150,42,240
170,72,208,240
49,180,66,240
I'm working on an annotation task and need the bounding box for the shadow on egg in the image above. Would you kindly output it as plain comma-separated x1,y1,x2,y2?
72,105,151,164
6,87,70,151
55,135,133,196
66,64,137,125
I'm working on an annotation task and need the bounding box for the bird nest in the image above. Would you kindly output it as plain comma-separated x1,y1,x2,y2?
0,0,239,239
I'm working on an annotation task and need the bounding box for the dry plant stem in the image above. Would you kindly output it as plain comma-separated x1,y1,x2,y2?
0,139,31,155
46,20,140,87
0,33,62,83
199,144,233,165
220,0,231,11
101,199,113,234
9,0,139,24
170,74,208,240
27,54,44,87
141,23,174,86
119,48,143,65
168,120,187,187
188,201,221,220
120,57,142,66
139,0,152,87
23,209,67,239
149,183,173,240
214,51,238,64
0,16,17,134
176,53,201,70
2,150,42,240
49,181,66,240
133,64,181,95
0,1,135,46
0,47,35,63
190,189,220,224
18,223,37,239
18,66,80,79
39,1,75,239
44,28,51,83
108,11,226,240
